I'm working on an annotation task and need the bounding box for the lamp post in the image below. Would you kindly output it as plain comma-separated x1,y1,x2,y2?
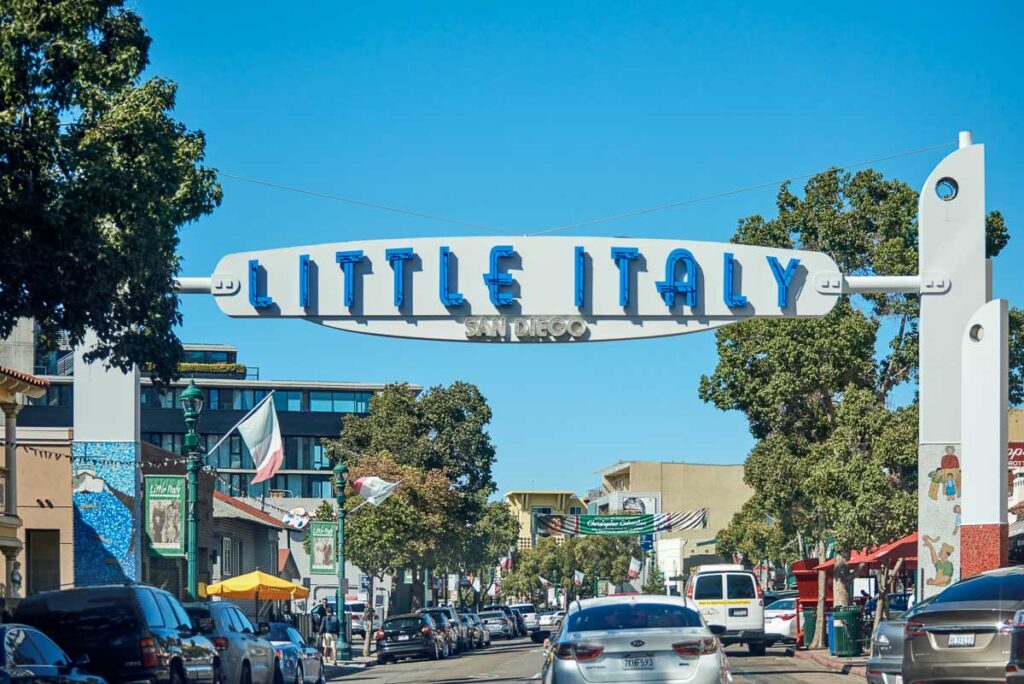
180,379,204,600
333,458,352,661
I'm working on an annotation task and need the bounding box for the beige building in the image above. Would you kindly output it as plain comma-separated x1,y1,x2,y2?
505,490,588,550
589,460,751,582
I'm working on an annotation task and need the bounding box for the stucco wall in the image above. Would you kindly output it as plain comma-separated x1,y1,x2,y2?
16,433,74,593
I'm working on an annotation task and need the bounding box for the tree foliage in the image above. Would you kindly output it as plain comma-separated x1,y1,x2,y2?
703,167,1017,613
0,0,221,382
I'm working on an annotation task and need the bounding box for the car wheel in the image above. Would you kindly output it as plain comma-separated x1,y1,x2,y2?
170,668,186,684
239,663,252,684
430,642,440,661
214,664,224,684
748,642,766,657
295,664,303,684
315,667,325,684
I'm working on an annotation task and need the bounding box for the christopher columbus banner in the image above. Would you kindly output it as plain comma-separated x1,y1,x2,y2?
535,509,708,536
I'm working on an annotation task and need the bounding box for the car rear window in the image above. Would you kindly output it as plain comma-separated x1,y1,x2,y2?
267,624,292,642
15,589,140,650
766,599,795,611
480,612,504,620
929,572,1024,604
514,604,537,614
727,574,757,599
184,606,214,634
385,617,423,630
693,575,723,600
566,603,703,631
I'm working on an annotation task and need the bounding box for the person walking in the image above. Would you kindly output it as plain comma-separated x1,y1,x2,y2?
311,597,328,633
320,608,340,665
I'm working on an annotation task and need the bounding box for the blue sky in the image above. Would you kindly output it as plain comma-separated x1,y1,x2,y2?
139,1,1024,497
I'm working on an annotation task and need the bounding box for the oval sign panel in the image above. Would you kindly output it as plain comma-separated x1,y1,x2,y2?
211,237,841,342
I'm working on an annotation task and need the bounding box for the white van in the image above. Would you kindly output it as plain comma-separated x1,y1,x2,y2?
685,564,766,655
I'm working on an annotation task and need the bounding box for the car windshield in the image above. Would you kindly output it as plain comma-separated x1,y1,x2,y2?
765,599,795,611
384,618,423,630
480,612,504,620
928,572,1024,605
14,589,140,651
566,603,703,632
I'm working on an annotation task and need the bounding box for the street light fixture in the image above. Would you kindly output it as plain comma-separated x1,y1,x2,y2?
333,457,352,661
180,379,204,600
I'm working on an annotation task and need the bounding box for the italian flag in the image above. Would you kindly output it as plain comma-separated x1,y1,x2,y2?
352,476,400,506
238,397,284,484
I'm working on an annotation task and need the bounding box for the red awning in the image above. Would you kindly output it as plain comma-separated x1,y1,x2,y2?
812,533,918,572
813,547,874,572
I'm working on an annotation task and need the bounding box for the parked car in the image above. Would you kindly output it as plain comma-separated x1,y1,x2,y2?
0,623,106,684
15,584,220,684
480,610,514,640
764,590,798,607
865,597,934,684
511,608,527,638
482,605,522,636
763,598,797,647
686,564,766,655
185,602,277,684
264,623,324,684
539,594,731,684
539,611,565,630
511,603,540,633
344,601,380,639
374,613,448,663
417,607,468,652
460,613,489,648
903,566,1024,682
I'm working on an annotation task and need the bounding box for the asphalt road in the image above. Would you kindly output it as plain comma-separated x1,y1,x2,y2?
331,640,858,683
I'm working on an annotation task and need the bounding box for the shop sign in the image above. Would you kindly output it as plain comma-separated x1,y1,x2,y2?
309,521,337,574
1009,442,1024,468
210,237,841,342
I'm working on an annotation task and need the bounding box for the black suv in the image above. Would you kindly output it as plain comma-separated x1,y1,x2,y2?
15,584,220,684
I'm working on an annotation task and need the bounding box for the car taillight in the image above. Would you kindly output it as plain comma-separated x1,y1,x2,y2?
755,583,764,600
1015,610,1024,627
140,638,158,668
780,613,797,621
275,649,284,661
1002,619,1015,635
375,630,385,641
212,636,229,650
421,626,433,636
686,583,694,599
555,643,604,661
673,638,718,657
905,621,926,638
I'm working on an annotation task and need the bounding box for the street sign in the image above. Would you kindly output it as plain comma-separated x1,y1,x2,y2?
640,534,654,551
359,574,369,591
210,237,841,342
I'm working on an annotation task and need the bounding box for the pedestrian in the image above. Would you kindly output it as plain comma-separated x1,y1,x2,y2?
312,597,328,632
320,608,340,665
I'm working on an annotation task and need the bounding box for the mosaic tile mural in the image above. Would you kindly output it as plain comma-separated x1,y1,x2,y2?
71,441,142,585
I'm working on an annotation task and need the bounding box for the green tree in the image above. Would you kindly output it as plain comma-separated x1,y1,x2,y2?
0,0,221,382
700,168,1017,644
337,382,498,494
642,566,667,595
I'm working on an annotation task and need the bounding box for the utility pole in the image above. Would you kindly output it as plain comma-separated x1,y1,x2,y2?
333,459,352,661
180,380,204,600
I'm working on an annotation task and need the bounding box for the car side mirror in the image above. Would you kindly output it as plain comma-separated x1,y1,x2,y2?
72,654,90,667
708,624,727,636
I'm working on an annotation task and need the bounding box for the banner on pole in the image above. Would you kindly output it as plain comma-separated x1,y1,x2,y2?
309,521,337,574
144,476,186,557
535,509,708,536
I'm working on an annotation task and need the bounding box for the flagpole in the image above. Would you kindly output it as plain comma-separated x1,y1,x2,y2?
205,391,276,455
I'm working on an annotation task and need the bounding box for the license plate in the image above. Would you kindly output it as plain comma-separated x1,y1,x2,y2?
623,657,654,670
948,633,975,647
397,635,410,641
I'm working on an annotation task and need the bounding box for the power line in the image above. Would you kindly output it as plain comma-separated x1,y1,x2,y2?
525,140,957,236
218,172,505,233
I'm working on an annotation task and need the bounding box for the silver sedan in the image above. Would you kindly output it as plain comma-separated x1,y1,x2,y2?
540,595,732,684
266,623,325,684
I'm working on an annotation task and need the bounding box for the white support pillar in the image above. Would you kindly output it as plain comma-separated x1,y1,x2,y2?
960,299,1009,577
917,134,990,597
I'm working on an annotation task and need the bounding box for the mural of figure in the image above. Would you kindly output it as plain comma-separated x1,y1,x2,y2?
945,473,957,501
923,535,955,587
928,468,943,501
953,505,961,535
940,445,961,499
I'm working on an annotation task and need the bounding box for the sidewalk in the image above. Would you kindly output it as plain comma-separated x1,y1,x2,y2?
787,647,868,678
323,655,376,679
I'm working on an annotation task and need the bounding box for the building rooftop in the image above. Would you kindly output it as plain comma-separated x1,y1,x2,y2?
183,343,238,352
214,491,286,529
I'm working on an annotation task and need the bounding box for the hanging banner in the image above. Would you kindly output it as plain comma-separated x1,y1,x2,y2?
144,475,186,557
309,521,337,575
535,509,708,536
210,237,842,342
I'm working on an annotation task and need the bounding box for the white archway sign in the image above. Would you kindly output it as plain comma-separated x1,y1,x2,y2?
173,130,1006,595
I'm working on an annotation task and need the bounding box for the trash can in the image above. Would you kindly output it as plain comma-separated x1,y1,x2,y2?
829,605,863,657
801,608,818,647
826,612,836,654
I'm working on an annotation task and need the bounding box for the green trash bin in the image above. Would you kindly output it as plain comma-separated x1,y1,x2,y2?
830,605,863,656
801,608,817,646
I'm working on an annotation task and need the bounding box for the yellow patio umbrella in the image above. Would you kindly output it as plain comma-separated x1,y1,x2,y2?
206,570,310,601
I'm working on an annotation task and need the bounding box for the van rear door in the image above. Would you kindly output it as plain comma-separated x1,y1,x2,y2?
725,573,762,633
691,573,726,629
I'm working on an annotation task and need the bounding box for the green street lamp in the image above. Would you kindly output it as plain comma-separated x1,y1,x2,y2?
333,458,352,661
180,379,204,600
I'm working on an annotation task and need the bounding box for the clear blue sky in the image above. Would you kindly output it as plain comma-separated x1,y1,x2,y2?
139,1,1024,497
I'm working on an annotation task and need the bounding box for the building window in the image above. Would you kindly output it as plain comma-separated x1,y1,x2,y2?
531,507,553,515
309,391,371,414
31,384,72,408
142,433,185,456
221,537,233,577
26,530,60,595
235,540,244,575
309,476,333,498
272,391,303,412
208,388,234,410
569,506,583,515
